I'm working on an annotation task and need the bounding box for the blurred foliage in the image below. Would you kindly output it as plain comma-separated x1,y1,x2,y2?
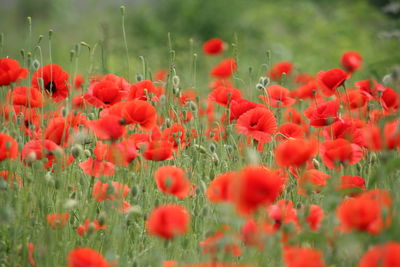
0,0,399,78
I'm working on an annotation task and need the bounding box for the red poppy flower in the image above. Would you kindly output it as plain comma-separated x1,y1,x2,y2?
340,89,368,109
380,88,399,112
276,123,305,141
361,123,382,151
306,205,324,231
31,64,69,102
143,140,174,161
269,61,293,80
320,138,363,169
229,166,285,214
154,165,191,199
322,119,364,147
293,73,315,84
128,80,162,101
341,51,362,72
317,68,350,96
235,107,277,144
73,73,84,89
200,226,242,257
211,58,237,79
304,100,339,127
275,138,317,168
122,100,157,130
283,246,326,267
45,112,87,147
267,199,299,231
0,133,18,161
384,120,400,149
84,80,124,108
298,169,331,196
339,175,366,195
9,86,44,108
0,58,28,86
21,139,63,168
259,85,296,107
88,115,125,141
208,86,242,106
79,158,115,178
67,248,110,267
94,141,138,166
77,219,106,236
28,243,35,266
203,38,225,55
229,99,264,121
46,213,69,229
292,80,318,100
154,69,168,82
358,242,400,267
207,172,236,203
93,180,130,202
162,123,187,150
355,79,385,99
337,190,392,234
146,204,190,239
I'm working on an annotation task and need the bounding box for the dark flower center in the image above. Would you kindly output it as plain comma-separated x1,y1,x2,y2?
45,81,57,95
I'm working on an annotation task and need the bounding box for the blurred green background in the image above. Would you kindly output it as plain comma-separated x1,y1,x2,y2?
0,0,399,82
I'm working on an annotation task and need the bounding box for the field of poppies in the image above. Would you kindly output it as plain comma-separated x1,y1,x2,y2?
1,1,400,267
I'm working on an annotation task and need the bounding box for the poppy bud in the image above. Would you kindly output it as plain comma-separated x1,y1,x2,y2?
120,5,125,15
188,101,198,113
173,86,180,96
312,159,320,169
224,145,233,154
87,222,96,235
382,74,392,86
211,153,219,166
172,75,180,88
38,35,43,44
71,144,83,159
32,60,40,70
84,149,91,158
165,118,172,128
45,172,53,183
131,185,139,197
209,143,216,153
88,113,96,120
98,212,106,226
20,49,25,58
70,50,75,62
48,29,53,38
136,73,143,82
256,83,264,91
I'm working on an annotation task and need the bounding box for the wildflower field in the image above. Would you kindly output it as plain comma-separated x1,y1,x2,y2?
0,1,400,266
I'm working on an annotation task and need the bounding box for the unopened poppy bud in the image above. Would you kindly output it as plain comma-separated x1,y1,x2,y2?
48,29,53,38
80,41,90,48
312,158,320,169
98,212,106,226
84,149,91,158
209,143,216,153
71,144,83,159
120,5,125,15
20,49,25,58
165,118,172,128
224,145,233,154
256,83,264,91
32,59,40,70
211,152,219,166
188,101,198,113
88,113,96,120
193,144,207,154
37,35,43,44
131,185,139,197
136,73,143,82
25,152,37,165
26,52,32,59
173,86,180,96
172,75,180,88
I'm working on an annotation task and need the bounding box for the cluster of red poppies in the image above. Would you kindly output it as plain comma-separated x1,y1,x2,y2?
1,36,400,267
